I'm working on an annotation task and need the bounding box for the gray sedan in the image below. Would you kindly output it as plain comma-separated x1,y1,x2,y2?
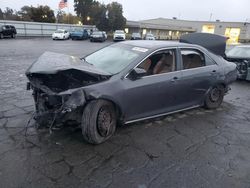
26,34,237,144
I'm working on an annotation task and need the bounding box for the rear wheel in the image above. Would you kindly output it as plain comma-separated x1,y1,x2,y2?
81,100,117,144
204,85,225,109
0,33,3,39
11,33,16,38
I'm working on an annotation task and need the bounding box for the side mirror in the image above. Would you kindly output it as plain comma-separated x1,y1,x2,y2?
128,68,147,80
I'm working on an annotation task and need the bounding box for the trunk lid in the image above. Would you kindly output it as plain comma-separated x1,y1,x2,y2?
180,33,227,57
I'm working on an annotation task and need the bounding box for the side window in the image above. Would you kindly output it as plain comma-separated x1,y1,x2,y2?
181,49,205,69
136,49,176,76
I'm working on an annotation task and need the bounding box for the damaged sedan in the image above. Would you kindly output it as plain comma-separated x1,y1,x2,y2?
26,33,237,144
225,45,250,81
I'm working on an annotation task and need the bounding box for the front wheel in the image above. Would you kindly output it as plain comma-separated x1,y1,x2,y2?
204,85,225,109
0,33,3,39
81,100,117,144
11,33,16,38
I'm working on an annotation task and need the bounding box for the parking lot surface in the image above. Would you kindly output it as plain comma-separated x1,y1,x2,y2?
0,38,250,188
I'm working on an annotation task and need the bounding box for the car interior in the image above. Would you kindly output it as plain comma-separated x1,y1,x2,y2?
181,49,205,69
137,50,176,76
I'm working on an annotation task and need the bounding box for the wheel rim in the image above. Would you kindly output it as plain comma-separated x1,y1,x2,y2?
210,87,221,102
97,106,113,137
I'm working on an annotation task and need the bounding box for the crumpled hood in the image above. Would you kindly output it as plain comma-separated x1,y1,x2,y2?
26,51,111,76
26,52,111,94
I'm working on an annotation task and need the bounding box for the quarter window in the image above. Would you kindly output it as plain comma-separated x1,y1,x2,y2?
205,54,216,66
181,49,205,69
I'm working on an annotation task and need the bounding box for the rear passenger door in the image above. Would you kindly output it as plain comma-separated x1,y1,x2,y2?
178,48,219,107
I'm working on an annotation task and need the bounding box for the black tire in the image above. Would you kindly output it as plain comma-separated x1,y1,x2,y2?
204,85,225,109
81,100,117,144
0,33,3,39
11,33,16,38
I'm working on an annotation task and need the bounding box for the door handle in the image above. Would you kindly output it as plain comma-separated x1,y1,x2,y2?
210,70,217,75
171,77,178,82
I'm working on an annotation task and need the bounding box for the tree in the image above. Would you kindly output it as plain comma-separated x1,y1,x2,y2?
2,7,20,20
18,6,32,21
74,0,127,31
107,2,126,31
30,5,56,23
17,5,55,23
0,8,3,19
56,10,81,24
74,0,94,24
94,4,110,31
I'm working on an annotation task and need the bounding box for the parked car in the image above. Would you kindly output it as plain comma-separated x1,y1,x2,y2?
90,31,106,42
0,25,17,39
70,28,89,40
131,33,142,40
52,29,70,40
103,31,107,40
113,30,126,41
225,45,250,81
144,33,155,40
26,33,237,144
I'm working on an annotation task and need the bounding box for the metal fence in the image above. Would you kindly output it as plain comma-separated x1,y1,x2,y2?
0,20,96,37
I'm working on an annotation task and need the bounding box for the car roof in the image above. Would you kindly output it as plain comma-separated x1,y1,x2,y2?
121,40,198,50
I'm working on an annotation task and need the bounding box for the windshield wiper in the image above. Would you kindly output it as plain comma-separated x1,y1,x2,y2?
81,57,93,66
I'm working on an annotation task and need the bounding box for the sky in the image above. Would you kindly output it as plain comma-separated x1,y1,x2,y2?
0,0,250,22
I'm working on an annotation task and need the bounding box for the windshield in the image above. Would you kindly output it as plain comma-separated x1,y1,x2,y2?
132,33,140,37
93,31,103,35
85,44,141,74
73,28,83,32
55,30,64,33
115,31,124,34
226,46,250,58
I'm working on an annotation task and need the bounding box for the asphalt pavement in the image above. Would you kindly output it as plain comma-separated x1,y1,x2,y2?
0,38,250,188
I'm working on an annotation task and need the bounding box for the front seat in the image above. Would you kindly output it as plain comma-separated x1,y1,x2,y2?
153,54,174,74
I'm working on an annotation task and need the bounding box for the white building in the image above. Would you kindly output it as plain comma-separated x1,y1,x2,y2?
126,18,250,43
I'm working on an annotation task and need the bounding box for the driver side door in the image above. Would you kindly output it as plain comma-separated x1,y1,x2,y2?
121,48,182,122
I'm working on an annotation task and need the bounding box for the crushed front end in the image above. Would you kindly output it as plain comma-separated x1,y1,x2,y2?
25,51,111,128
225,57,250,81
27,84,86,127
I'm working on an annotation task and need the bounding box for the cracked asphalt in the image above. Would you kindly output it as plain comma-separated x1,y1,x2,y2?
1,38,250,188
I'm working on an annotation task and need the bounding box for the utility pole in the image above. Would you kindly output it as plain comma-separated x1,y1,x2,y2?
209,13,212,21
